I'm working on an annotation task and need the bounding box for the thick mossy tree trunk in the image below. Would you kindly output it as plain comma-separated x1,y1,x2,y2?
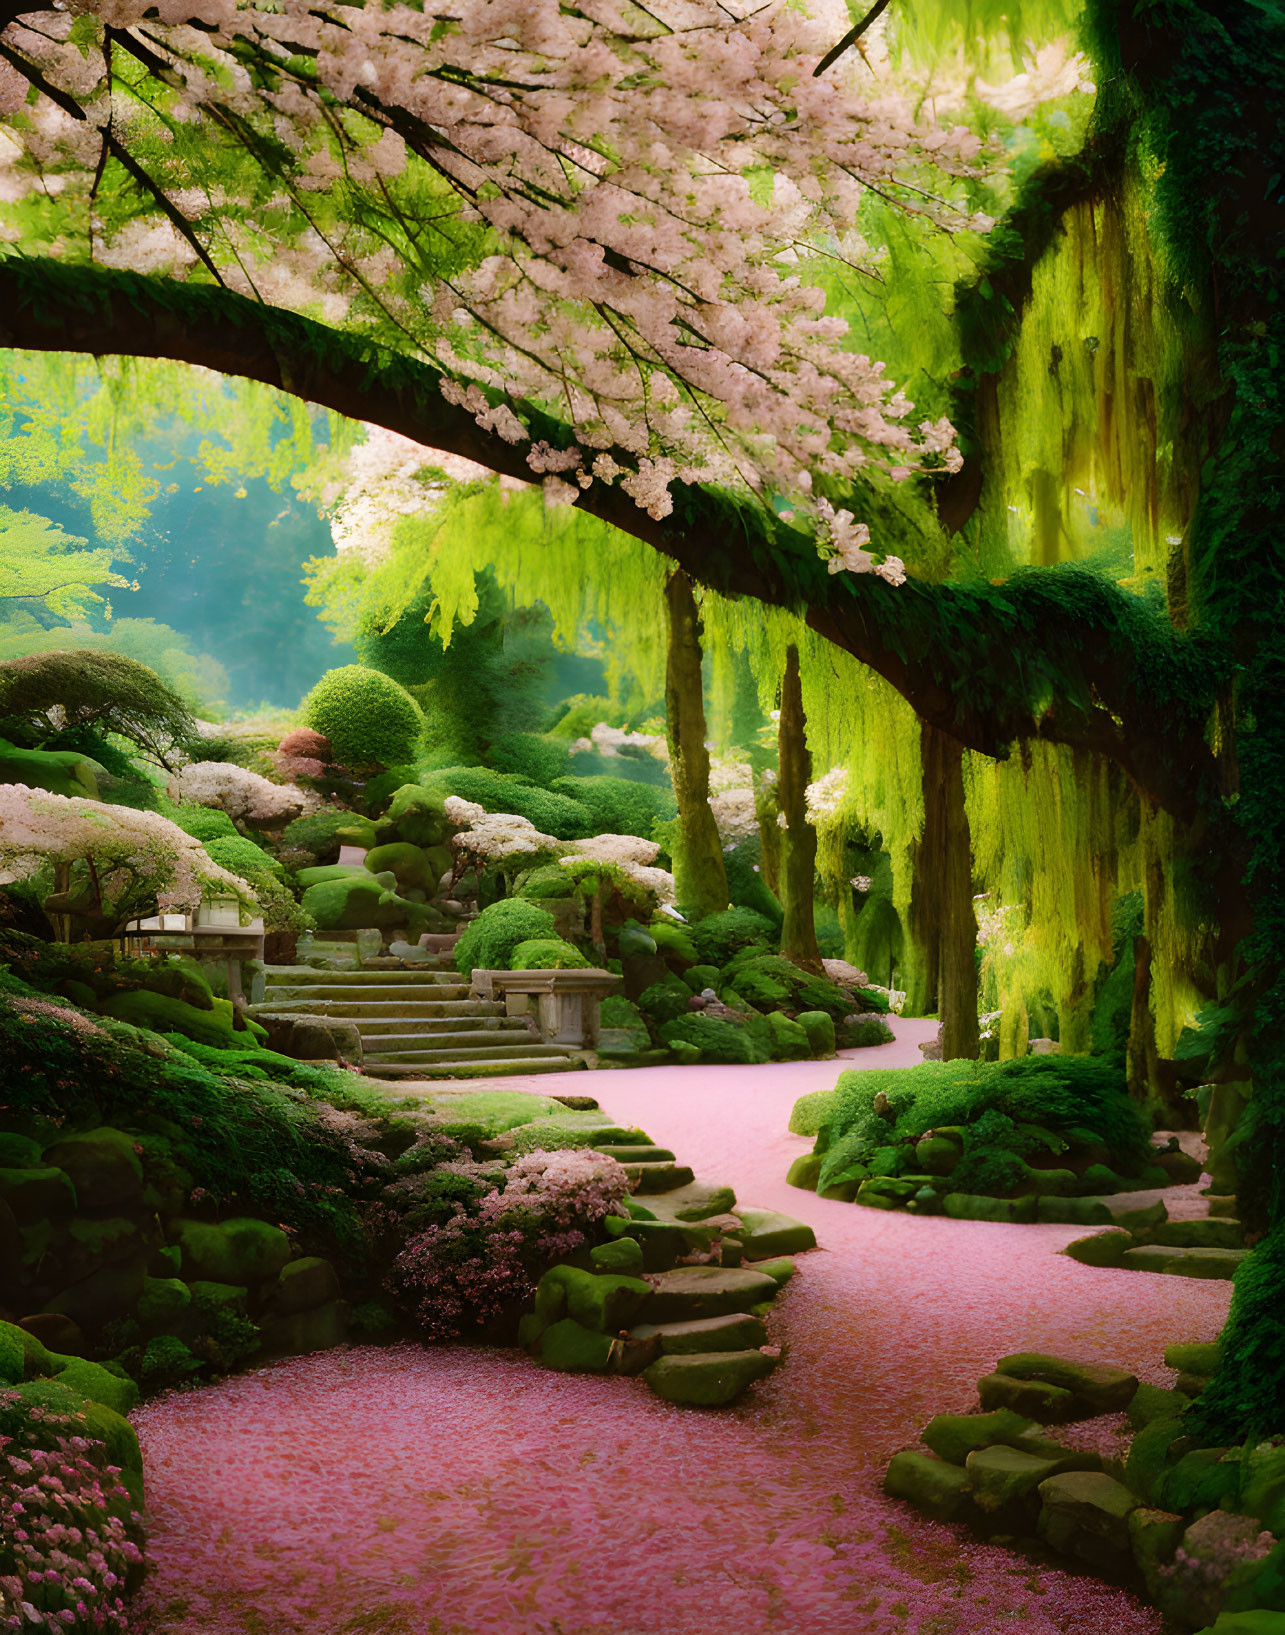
777,644,822,974
913,724,980,1061
663,571,729,921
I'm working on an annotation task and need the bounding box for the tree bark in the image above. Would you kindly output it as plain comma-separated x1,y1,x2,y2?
777,645,822,973
0,257,1220,823
663,571,728,921
914,724,980,1060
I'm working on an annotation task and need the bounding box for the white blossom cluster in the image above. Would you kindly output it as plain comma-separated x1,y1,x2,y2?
449,812,560,864
805,765,849,825
168,761,305,827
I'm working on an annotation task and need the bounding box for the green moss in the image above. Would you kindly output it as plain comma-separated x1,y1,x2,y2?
688,908,777,967
98,990,267,1051
659,1013,757,1064
508,938,590,970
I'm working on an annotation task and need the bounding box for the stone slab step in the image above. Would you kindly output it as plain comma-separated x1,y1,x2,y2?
349,1017,529,1039
630,1312,768,1355
362,1041,574,1064
625,1161,696,1194
732,1207,817,1259
1120,1245,1249,1279
361,1057,584,1079
644,1348,776,1406
643,1265,779,1323
354,1027,534,1052
594,1145,676,1165
266,967,460,985
263,996,506,1018
636,1182,737,1222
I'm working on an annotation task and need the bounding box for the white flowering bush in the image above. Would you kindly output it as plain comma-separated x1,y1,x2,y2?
566,834,661,867
0,785,254,934
449,812,560,869
167,762,305,828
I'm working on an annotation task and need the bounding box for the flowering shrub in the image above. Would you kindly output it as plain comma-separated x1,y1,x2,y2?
387,1149,629,1340
272,728,332,784
167,762,305,828
0,786,253,934
0,1391,145,1634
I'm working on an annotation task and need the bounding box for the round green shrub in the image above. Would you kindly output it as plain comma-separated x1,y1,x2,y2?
383,783,451,848
683,963,722,993
281,809,377,863
650,918,697,965
302,666,425,771
837,1014,895,1048
436,766,591,839
509,938,591,970
636,981,690,1029
454,899,556,975
489,733,575,788
796,1010,837,1057
689,907,776,967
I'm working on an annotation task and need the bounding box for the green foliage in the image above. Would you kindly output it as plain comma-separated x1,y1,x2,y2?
815,1056,1150,1194
549,776,677,838
649,918,697,965
724,952,851,1020
837,1015,896,1048
600,995,648,1033
658,1012,756,1065
454,899,556,975
436,766,591,838
302,664,424,771
202,834,283,881
547,696,626,738
635,981,691,1029
280,809,375,863
0,648,196,767
44,727,160,810
722,838,784,926
689,907,776,967
515,865,577,901
489,733,574,788
508,938,590,970
0,505,127,619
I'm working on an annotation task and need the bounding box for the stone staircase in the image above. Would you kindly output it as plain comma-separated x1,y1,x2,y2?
260,964,586,1080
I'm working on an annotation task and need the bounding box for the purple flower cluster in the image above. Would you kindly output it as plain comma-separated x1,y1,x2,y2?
387,1149,629,1340
0,1392,145,1634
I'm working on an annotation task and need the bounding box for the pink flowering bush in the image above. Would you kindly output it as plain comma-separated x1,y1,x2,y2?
0,1391,145,1634
272,728,332,785
387,1149,629,1341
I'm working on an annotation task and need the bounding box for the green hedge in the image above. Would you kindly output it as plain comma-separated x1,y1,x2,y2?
454,900,557,975
549,776,677,838
436,766,592,839
302,665,425,770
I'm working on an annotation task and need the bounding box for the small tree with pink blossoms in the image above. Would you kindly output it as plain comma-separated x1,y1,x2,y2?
387,1149,630,1341
0,1391,145,1635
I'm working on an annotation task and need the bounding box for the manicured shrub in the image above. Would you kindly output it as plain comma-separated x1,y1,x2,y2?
436,766,592,838
550,775,677,837
814,1057,1150,1198
689,907,776,966
837,1014,895,1048
636,981,691,1029
509,938,590,970
273,727,332,783
203,834,285,881
281,809,377,863
659,1013,756,1064
489,733,575,788
725,952,851,1019
454,899,556,975
796,1010,837,1057
601,995,649,1033
302,665,425,771
171,803,238,842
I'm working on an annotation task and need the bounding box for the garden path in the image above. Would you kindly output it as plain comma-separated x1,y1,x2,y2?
132,1021,1231,1635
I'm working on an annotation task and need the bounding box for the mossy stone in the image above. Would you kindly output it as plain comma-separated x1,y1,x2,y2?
883,1451,972,1521
138,1276,191,1329
978,1371,1078,1422
264,1257,342,1318
795,1011,836,1058
13,1379,144,1508
631,1313,768,1354
996,1353,1138,1412
532,1265,650,1333
539,1318,615,1374
1128,1506,1187,1600
99,990,268,1051
603,1216,687,1272
1239,1443,1285,1537
1127,1382,1191,1430
0,1166,77,1223
786,1152,823,1191
733,1208,816,1259
1036,1471,1139,1564
1062,1227,1132,1265
1038,1196,1115,1226
914,1134,961,1176
42,1127,143,1210
52,1356,139,1417
766,1010,811,1061
175,1217,291,1285
45,1255,148,1328
364,841,437,894
186,1279,249,1310
1161,1446,1243,1512
1164,1340,1221,1375
922,1408,1037,1466
753,1257,795,1286
788,1090,836,1136
0,1133,43,1169
258,1299,350,1358
967,1444,1063,1513
590,1236,646,1276
0,1319,35,1384
644,1347,775,1406
672,1185,736,1222
1125,1416,1190,1506
643,1265,778,1324
944,1192,1038,1223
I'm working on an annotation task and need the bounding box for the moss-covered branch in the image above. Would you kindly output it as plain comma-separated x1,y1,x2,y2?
0,254,1225,816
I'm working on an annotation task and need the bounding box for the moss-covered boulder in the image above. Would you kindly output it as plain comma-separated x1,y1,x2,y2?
532,1264,651,1333
644,1347,775,1406
258,1299,350,1358
45,1255,148,1328
922,1408,1037,1466
884,1451,973,1521
301,872,440,935
42,1127,144,1210
0,1165,77,1223
138,1276,192,1330
732,1208,816,1260
786,1152,823,1191
99,990,268,1051
262,1256,342,1318
52,1355,140,1417
538,1317,616,1374
364,842,438,895
590,1237,646,1276
1036,1470,1139,1566
0,1317,55,1383
995,1353,1137,1413
174,1216,291,1285
13,1378,144,1509
794,1010,836,1058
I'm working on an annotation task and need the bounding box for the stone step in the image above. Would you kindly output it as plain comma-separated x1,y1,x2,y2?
354,1026,534,1052
630,1312,768,1354
263,995,506,1018
1146,1219,1244,1250
623,1160,696,1194
643,1348,776,1406
362,1057,584,1080
1120,1245,1250,1280
266,966,460,985
643,1265,780,1323
345,1015,524,1037
594,1145,676,1165
362,1041,575,1064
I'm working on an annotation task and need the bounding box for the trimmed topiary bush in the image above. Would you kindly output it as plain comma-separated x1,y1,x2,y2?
509,938,591,970
203,834,285,881
302,665,425,771
636,981,691,1029
170,803,238,842
725,953,853,1020
550,775,677,837
454,899,556,975
689,907,776,967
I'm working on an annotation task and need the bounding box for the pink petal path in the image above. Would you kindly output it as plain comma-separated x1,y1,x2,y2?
132,1019,1227,1634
